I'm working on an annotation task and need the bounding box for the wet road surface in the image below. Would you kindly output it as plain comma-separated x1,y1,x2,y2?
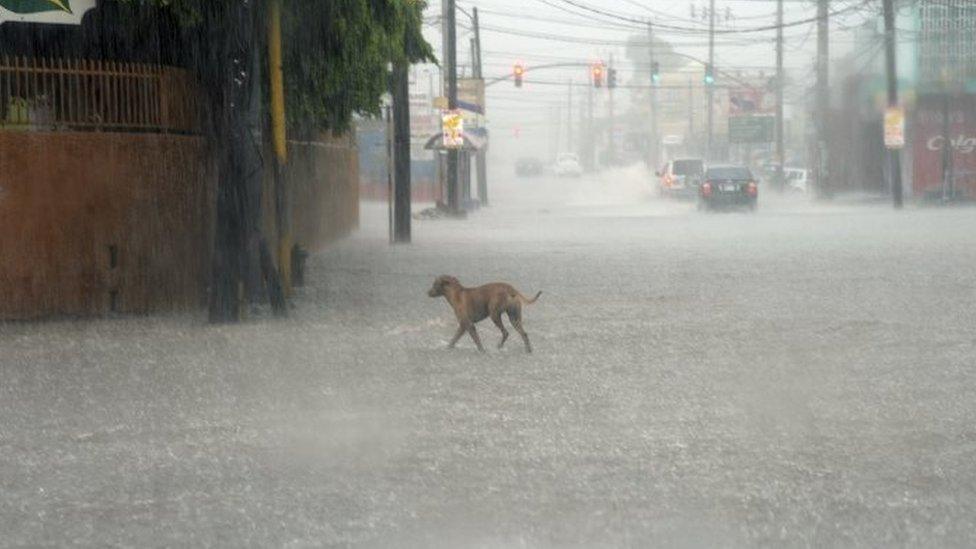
3,169,976,546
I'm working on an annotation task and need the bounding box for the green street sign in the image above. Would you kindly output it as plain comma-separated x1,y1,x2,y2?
729,115,774,144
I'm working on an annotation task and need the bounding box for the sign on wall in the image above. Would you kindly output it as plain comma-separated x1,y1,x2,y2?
0,0,96,25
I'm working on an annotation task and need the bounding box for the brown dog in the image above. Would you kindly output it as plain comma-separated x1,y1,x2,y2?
428,275,541,353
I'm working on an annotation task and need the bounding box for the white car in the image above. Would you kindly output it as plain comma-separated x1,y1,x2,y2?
554,153,583,177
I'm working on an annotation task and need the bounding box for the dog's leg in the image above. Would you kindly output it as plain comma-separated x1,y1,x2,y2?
467,324,486,352
507,308,532,353
447,324,466,348
491,312,509,349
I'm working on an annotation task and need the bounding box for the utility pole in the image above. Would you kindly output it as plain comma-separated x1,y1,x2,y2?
586,82,594,170
707,0,715,161
648,22,659,169
775,0,785,191
567,79,573,153
472,7,488,207
816,0,829,198
608,53,615,165
391,59,411,243
445,0,460,213
883,0,903,208
688,78,694,156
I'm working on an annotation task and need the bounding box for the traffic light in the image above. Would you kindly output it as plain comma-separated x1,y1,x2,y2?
513,62,525,87
608,68,618,89
591,63,603,88
651,62,660,85
704,63,715,86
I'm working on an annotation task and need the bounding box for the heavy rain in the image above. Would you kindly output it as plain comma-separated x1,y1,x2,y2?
2,0,976,546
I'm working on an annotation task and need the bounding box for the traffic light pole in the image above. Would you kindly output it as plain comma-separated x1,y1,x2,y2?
775,0,785,192
883,0,903,208
445,0,459,213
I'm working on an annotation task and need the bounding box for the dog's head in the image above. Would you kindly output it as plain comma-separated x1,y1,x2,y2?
428,275,459,297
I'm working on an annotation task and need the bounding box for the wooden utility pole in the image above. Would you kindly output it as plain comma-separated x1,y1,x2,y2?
567,79,573,153
707,0,715,160
883,0,903,208
688,78,694,155
775,0,785,191
472,7,488,207
445,0,460,213
816,0,830,197
392,60,411,243
648,22,659,169
608,53,615,165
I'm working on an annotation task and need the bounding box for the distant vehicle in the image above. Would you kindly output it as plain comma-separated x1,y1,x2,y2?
515,157,544,177
656,158,704,198
784,167,808,193
699,164,758,211
554,153,583,177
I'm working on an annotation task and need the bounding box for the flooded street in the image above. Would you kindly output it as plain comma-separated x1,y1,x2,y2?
3,171,976,546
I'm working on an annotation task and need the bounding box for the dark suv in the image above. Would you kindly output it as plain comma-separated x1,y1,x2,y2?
699,165,758,211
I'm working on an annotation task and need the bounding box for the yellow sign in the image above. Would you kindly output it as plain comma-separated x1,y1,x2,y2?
441,109,464,148
884,106,905,149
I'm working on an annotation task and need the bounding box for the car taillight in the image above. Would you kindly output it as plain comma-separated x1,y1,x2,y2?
701,181,713,197
746,181,758,196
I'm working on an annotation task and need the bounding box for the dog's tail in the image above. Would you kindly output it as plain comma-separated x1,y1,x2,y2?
518,290,543,305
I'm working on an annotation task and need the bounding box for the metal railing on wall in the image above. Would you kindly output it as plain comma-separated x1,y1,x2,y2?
0,55,201,134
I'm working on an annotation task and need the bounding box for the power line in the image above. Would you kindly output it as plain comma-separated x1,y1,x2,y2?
548,0,875,35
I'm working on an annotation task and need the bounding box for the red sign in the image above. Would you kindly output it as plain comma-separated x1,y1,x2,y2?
913,95,976,199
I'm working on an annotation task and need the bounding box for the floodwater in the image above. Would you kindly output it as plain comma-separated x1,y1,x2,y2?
2,167,976,546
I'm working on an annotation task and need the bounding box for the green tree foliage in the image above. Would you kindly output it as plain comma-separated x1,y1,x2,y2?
282,0,435,134
131,0,435,133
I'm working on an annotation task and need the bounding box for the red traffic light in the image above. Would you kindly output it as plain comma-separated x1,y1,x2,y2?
591,63,604,88
514,62,525,87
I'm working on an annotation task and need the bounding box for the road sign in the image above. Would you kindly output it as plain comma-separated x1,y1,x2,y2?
884,106,905,149
441,109,464,148
729,115,774,143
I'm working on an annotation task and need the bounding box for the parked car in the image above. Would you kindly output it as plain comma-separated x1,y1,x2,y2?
515,157,544,177
699,164,758,211
657,158,704,198
554,153,583,177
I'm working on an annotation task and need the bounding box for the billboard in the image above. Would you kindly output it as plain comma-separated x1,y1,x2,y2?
912,94,976,199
